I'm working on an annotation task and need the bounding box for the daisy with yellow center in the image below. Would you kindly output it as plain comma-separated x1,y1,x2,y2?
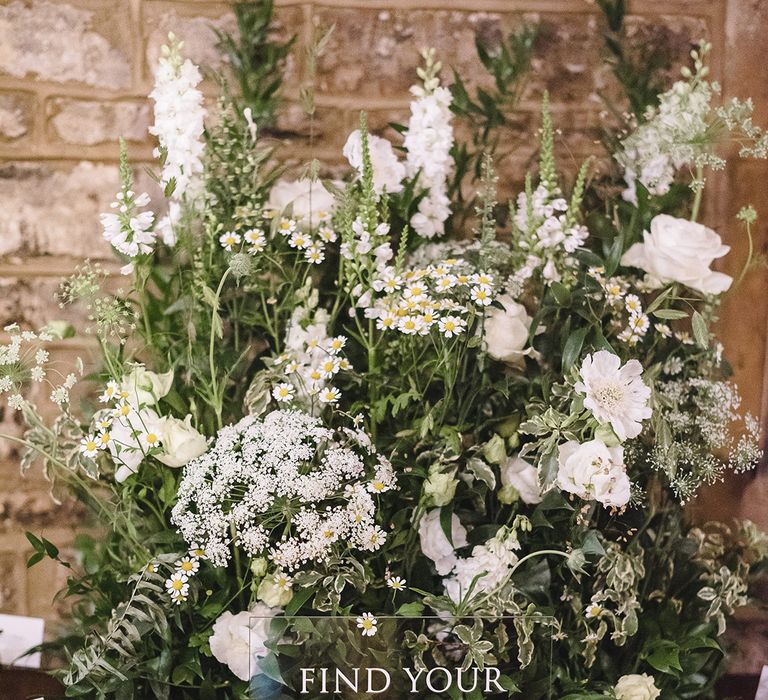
141,431,161,450
219,231,241,251
356,613,378,637
386,576,406,591
176,557,200,575
319,387,341,405
278,218,296,234
471,286,492,306
272,383,295,403
79,435,99,459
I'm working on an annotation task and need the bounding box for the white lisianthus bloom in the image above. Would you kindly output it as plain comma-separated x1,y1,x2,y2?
444,528,520,603
614,673,661,700
267,178,337,225
209,604,280,681
621,214,732,295
575,350,651,441
557,439,631,508
418,509,467,576
108,406,163,482
484,295,533,366
423,472,458,506
121,366,174,408
499,455,542,505
156,415,208,468
343,130,405,195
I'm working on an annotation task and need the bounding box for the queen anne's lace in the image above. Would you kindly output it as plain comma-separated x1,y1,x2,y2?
171,410,396,570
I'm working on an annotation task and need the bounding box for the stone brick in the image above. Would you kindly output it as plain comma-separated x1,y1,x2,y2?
0,162,160,260
274,102,354,152
0,1,131,88
47,98,152,147
0,550,22,613
0,93,35,142
144,8,237,76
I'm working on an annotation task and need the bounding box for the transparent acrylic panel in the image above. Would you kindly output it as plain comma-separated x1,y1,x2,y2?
249,615,554,699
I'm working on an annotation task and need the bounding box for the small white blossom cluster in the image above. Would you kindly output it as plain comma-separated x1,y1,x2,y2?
510,184,589,289
403,52,454,239
617,47,717,204
340,218,394,277
149,35,207,245
271,308,353,407
100,190,156,265
163,545,206,605
171,410,396,571
362,258,494,337
0,324,77,410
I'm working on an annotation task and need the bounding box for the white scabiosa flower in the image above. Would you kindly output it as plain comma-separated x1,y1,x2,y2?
575,350,652,441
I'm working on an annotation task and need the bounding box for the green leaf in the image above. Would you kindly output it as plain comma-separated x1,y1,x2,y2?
25,531,43,552
647,640,683,674
691,310,709,348
285,586,314,616
645,286,674,314
652,308,689,320
550,281,571,306
26,552,45,568
396,602,425,617
562,327,588,371
439,506,455,546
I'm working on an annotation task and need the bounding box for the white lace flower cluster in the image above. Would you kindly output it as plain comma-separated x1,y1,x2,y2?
361,258,495,337
617,52,716,204
509,184,589,289
171,409,396,571
100,190,156,265
271,308,353,407
403,61,454,239
163,544,206,605
149,35,206,245
0,324,76,410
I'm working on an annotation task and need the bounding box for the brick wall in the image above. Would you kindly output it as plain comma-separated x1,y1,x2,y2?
1,0,767,673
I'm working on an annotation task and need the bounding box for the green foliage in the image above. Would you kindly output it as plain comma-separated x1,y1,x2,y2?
215,1,294,128
449,25,538,228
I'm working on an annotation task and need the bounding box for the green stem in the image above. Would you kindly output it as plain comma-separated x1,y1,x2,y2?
734,219,755,289
691,165,704,222
209,268,232,430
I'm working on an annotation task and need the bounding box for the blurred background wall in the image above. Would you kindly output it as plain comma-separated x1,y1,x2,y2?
0,0,766,674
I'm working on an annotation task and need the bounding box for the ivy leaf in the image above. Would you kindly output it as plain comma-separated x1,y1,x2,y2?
396,602,425,617
467,457,497,489
647,640,683,674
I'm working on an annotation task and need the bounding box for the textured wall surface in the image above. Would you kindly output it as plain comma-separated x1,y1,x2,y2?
0,0,767,672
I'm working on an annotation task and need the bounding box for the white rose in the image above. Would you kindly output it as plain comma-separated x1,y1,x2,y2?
121,366,173,408
423,472,458,507
557,439,631,508
499,456,542,505
267,178,337,224
418,508,468,576
257,577,293,607
209,604,280,682
621,214,732,295
614,673,661,700
343,130,405,195
484,295,532,365
156,414,208,468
